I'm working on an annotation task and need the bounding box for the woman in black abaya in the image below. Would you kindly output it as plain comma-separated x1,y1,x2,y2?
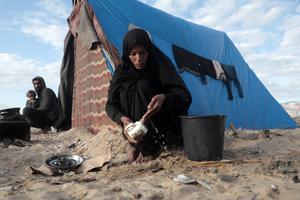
105,29,191,162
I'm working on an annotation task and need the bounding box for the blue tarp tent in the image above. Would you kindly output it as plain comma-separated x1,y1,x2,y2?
87,0,296,129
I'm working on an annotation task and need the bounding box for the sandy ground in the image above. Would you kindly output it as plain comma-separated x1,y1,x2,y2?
1,122,300,200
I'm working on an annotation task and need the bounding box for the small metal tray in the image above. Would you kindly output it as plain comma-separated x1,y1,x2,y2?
45,154,83,174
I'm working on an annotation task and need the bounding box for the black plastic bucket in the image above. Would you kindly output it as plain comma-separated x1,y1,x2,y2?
180,115,226,161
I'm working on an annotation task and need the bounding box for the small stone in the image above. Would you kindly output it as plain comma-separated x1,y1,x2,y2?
218,174,238,183
148,191,164,200
184,166,192,172
270,184,279,194
111,186,122,192
292,175,299,183
63,171,75,177
133,193,142,199
68,143,76,148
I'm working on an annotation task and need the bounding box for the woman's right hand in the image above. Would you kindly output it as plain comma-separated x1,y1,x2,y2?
121,116,133,128
120,116,139,144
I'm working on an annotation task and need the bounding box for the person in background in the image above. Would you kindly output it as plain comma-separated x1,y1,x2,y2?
25,90,39,109
23,76,59,133
105,29,191,162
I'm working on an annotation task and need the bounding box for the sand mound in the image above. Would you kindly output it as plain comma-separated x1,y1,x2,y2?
56,126,128,158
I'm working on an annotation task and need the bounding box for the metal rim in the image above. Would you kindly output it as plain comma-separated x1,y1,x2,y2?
180,115,226,119
45,154,83,172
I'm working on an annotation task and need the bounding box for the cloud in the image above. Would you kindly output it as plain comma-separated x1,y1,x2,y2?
224,1,282,29
280,27,300,55
152,0,198,16
245,48,300,102
280,14,300,30
20,20,67,50
3,0,70,50
228,29,268,53
188,0,239,30
36,0,70,19
297,4,300,13
0,53,60,91
140,0,199,16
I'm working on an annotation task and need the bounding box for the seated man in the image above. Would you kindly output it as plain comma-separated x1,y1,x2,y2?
23,76,59,133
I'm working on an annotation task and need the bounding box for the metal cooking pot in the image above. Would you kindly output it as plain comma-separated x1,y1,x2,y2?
45,154,83,174
0,107,20,120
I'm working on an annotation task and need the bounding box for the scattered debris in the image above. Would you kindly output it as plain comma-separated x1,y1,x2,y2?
292,175,299,183
261,158,300,177
63,171,76,177
111,186,122,192
173,174,197,184
270,184,279,194
0,138,31,148
68,139,81,148
151,166,164,173
260,130,271,139
49,177,96,185
218,173,239,183
197,179,213,190
229,123,238,137
190,159,261,167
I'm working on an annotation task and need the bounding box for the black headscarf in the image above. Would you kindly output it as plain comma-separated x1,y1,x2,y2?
106,28,192,123
115,28,160,86
122,29,152,63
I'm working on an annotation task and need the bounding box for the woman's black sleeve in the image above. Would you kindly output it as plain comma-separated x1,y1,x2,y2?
105,72,126,125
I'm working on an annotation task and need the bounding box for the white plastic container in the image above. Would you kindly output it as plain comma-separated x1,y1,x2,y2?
125,121,148,140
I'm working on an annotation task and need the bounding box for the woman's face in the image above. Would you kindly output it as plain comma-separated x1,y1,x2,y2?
128,45,149,69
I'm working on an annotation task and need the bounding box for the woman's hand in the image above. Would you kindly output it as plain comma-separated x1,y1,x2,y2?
121,116,133,128
140,94,166,123
124,129,140,144
121,116,140,144
147,94,166,111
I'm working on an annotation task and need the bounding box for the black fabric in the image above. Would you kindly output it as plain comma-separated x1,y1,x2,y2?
53,31,75,130
26,98,39,108
106,29,191,154
36,87,59,121
23,107,52,128
172,44,216,84
221,64,244,99
172,44,244,100
0,119,30,141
